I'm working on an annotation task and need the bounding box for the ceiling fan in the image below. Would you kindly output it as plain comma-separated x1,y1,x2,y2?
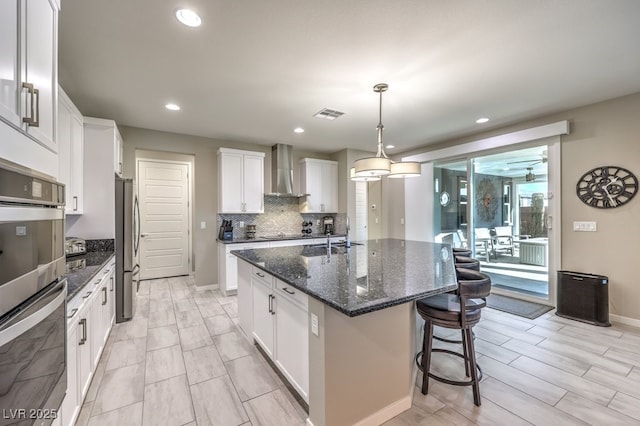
525,167,536,182
507,152,548,166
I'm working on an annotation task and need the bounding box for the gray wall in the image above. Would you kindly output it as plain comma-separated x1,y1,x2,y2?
393,91,640,321
120,126,329,287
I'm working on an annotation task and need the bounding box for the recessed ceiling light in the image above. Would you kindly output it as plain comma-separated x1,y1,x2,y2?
165,103,181,111
176,9,201,27
385,144,395,149
476,117,490,124
294,127,305,133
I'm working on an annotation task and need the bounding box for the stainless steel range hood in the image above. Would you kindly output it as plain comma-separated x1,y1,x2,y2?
265,144,309,197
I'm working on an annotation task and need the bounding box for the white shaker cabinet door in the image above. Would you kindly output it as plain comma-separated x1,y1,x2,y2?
274,291,309,402
219,151,244,212
23,0,57,152
243,154,264,213
0,0,20,126
251,277,274,358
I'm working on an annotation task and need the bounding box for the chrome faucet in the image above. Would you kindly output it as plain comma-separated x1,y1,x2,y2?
345,216,351,248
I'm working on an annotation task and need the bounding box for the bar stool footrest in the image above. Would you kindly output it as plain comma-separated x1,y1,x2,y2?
415,348,483,385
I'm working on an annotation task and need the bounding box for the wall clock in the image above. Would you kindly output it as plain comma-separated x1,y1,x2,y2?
576,166,638,209
439,191,450,206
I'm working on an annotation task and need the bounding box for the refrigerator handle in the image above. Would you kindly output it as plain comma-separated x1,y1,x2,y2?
134,195,141,256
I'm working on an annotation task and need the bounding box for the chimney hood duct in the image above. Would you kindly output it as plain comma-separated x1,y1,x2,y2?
266,144,309,197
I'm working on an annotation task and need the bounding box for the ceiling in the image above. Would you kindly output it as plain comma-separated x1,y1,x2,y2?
58,1,640,155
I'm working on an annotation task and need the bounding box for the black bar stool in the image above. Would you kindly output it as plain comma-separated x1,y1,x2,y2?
415,268,492,406
454,255,480,271
452,247,472,258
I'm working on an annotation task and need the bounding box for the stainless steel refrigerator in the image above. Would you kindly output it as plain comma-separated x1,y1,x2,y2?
115,177,140,322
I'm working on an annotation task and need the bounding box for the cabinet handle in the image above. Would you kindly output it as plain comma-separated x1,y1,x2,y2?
67,308,78,319
110,276,114,292
82,291,92,299
256,272,265,278
282,287,295,295
268,294,276,315
73,196,78,211
33,87,40,127
79,318,87,345
102,287,107,305
21,83,36,125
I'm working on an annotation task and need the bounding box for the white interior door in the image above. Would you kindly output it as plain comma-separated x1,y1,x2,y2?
354,181,368,241
138,160,190,280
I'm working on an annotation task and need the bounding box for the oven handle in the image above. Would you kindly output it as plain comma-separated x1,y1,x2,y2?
0,279,67,347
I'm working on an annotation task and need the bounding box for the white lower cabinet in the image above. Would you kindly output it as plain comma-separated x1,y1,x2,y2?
274,280,309,401
60,259,115,426
218,241,269,296
251,270,275,358
239,260,309,402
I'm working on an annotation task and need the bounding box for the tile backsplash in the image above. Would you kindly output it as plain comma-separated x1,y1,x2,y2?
217,196,346,239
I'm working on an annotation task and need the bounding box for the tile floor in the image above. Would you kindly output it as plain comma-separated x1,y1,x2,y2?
77,275,640,425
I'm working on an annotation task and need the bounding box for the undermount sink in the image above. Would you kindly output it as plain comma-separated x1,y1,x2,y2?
309,241,363,248
259,234,308,240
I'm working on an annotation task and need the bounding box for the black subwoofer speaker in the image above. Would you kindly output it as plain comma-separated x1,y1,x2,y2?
556,271,610,327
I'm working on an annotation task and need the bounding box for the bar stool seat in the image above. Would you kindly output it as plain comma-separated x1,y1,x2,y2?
415,268,491,406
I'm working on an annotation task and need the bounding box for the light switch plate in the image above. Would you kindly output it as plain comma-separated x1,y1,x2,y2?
200,221,206,229
573,221,597,232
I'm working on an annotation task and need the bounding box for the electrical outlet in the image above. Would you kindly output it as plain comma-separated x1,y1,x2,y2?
311,313,319,336
239,221,245,227
400,217,405,225
200,221,206,229
573,221,597,232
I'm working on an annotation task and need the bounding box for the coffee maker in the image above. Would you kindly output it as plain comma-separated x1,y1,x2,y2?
322,216,334,235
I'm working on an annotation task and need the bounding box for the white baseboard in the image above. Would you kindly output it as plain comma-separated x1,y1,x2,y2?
352,395,413,426
194,284,219,292
610,314,640,328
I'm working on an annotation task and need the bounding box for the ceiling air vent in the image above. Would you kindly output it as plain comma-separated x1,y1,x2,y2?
313,108,345,120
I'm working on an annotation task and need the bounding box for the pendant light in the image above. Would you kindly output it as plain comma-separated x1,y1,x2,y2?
352,83,421,180
350,167,381,182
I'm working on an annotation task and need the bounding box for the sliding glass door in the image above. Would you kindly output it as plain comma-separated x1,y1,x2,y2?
471,146,550,298
434,144,554,301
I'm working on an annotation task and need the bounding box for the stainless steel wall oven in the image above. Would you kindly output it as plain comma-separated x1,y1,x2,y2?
0,159,66,425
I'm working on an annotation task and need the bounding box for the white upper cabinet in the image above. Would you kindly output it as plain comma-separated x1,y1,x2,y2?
0,0,59,177
58,87,84,214
23,0,58,151
0,0,20,126
114,130,123,177
218,148,265,213
300,158,338,213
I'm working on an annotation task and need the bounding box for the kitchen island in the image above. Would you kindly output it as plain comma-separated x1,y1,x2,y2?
232,238,457,426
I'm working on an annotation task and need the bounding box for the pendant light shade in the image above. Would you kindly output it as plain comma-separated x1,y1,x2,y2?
350,167,381,181
353,157,391,177
350,83,421,181
388,161,421,178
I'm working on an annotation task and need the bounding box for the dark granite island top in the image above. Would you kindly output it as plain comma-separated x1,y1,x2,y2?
232,238,458,316
232,238,459,425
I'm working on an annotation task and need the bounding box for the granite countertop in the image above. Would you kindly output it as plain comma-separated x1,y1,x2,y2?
64,251,115,300
232,238,458,317
218,233,347,244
